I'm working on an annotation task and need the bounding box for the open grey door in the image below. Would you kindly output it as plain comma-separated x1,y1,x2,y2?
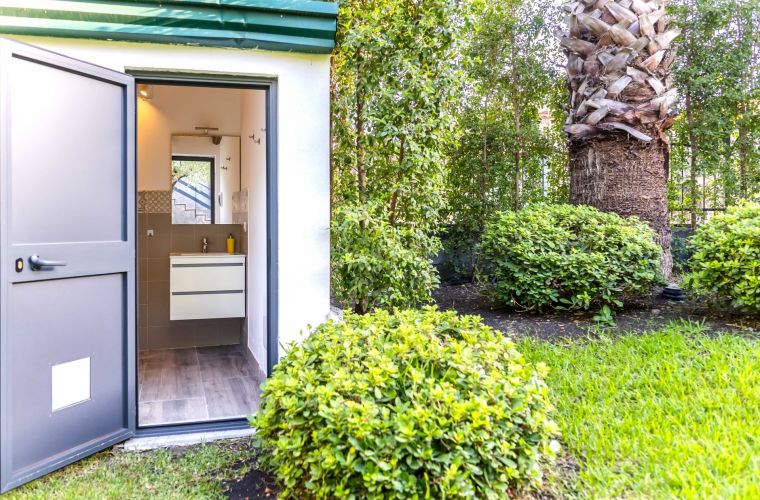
0,39,135,492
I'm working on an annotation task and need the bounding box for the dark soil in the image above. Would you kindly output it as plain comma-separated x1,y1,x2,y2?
434,283,760,339
222,455,278,500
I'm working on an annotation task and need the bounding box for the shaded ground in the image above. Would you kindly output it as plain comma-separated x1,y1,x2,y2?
434,283,759,339
223,459,278,500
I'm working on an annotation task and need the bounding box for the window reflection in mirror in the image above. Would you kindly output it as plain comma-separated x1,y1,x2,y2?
172,156,214,224
170,135,241,224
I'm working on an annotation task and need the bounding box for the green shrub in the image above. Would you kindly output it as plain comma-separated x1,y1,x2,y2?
332,204,440,313
479,204,661,311
685,202,760,313
252,308,559,499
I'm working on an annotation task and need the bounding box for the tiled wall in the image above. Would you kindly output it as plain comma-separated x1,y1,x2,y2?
138,191,247,350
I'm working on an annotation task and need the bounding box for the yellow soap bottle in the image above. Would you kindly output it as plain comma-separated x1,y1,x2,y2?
226,233,236,254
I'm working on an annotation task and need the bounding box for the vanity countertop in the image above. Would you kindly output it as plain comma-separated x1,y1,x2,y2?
170,252,245,258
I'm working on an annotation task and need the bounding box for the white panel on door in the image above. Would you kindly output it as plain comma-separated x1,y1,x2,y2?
51,357,91,411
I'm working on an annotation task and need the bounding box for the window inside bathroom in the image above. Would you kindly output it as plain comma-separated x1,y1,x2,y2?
171,156,214,224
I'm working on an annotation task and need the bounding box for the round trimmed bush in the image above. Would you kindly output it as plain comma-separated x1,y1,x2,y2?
252,308,558,498
479,203,661,311
686,202,760,313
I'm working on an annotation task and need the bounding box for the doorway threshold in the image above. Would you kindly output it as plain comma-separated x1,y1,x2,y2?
126,423,254,451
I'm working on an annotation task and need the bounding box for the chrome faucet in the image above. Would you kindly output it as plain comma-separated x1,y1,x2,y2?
201,236,209,254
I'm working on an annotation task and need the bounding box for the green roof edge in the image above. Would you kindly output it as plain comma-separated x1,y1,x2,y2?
0,0,337,53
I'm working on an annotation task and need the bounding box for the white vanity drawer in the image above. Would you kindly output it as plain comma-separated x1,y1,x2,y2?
170,262,245,292
169,254,246,320
170,291,245,320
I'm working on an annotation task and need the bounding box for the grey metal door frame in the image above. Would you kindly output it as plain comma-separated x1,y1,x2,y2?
0,38,136,492
129,71,280,430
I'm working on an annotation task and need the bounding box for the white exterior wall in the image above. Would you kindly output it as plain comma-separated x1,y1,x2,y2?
10,36,332,360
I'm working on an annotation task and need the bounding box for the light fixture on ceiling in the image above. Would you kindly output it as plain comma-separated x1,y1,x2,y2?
194,126,222,144
195,126,220,135
138,84,154,100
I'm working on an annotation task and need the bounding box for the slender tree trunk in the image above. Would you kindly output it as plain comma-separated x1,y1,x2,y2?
685,92,698,229
355,49,366,204
736,3,754,200
739,115,748,199
510,35,522,210
513,135,522,211
388,136,405,224
354,48,366,315
480,91,490,232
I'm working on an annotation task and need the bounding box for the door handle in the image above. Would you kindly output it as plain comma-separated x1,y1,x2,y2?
29,254,67,271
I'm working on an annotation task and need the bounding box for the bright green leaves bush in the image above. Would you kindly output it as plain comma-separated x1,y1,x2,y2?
480,204,662,311
332,204,440,313
253,308,559,499
685,202,760,313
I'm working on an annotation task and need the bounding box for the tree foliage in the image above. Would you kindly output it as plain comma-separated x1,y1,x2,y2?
669,0,760,224
329,0,760,306
445,0,567,245
331,0,462,312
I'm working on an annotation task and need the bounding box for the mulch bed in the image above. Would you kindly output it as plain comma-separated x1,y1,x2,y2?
433,283,759,340
223,468,278,500
222,455,278,500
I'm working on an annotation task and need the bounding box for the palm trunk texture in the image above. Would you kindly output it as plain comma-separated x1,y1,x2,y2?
560,0,678,278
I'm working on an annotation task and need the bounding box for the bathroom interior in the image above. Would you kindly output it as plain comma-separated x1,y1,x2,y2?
136,83,268,427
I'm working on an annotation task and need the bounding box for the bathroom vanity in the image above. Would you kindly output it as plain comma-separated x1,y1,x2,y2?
170,253,246,320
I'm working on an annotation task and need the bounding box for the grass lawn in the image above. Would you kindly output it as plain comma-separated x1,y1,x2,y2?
6,321,759,498
5,439,254,499
519,321,760,498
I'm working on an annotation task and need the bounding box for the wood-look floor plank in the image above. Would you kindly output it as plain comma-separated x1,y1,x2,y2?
139,398,208,426
139,364,164,402
168,347,198,367
196,344,241,358
203,377,261,419
198,354,254,380
139,345,263,425
158,364,204,400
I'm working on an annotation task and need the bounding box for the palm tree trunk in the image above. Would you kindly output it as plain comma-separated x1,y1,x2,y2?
561,0,678,279
569,136,672,278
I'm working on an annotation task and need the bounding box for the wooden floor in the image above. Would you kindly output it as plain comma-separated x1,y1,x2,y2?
138,345,264,427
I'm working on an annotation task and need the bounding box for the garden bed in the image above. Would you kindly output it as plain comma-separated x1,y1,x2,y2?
434,283,759,340
222,460,278,499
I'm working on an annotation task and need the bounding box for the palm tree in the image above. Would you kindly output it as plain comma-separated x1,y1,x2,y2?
560,0,679,278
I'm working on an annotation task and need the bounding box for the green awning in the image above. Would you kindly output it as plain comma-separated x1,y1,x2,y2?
0,0,338,53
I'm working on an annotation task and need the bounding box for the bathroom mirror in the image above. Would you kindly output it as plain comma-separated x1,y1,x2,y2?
171,135,241,224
